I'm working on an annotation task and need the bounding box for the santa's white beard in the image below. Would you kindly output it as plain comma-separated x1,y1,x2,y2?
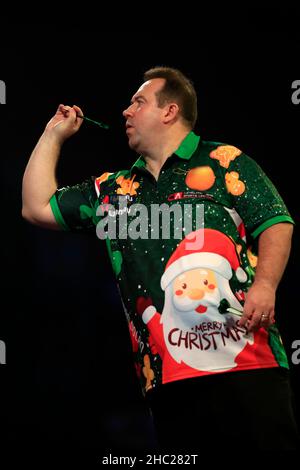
160,275,251,370
171,287,221,326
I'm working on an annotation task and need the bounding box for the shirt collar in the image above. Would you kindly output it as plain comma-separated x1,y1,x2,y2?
130,131,200,172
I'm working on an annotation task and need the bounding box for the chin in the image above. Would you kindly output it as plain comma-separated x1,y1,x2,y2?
128,141,137,150
128,137,138,150
129,141,143,154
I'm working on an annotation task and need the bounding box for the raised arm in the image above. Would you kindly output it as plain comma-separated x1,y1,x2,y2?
22,104,84,229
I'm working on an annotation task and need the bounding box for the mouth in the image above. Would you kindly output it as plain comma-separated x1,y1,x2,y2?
195,304,207,314
126,125,134,135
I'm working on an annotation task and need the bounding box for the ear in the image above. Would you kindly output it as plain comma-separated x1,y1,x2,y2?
162,103,180,124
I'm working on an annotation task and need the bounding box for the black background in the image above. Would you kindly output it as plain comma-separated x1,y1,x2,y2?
1,9,300,462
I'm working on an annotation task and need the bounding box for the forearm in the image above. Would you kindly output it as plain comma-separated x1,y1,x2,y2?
22,130,61,218
22,104,84,228
253,223,294,290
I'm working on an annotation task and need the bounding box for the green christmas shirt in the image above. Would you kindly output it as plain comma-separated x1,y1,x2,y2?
50,132,294,395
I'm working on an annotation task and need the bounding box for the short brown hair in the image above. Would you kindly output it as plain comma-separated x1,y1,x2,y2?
143,66,197,129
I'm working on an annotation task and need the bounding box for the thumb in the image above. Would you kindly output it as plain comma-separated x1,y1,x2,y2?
237,304,252,327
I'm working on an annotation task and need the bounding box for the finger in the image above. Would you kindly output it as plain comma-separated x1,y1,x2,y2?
261,309,275,328
73,104,83,116
72,105,84,128
269,308,275,323
57,104,69,116
246,311,263,332
237,299,255,327
248,311,272,332
60,105,74,119
237,311,252,327
259,313,270,328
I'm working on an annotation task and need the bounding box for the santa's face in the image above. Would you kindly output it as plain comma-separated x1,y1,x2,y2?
172,268,220,315
160,268,253,371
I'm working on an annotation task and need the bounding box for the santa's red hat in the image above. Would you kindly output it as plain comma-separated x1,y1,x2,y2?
161,228,247,290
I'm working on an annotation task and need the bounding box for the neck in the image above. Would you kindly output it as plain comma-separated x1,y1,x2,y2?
144,128,190,180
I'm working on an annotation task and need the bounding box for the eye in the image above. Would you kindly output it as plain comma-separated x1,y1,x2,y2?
181,283,187,289
203,279,208,285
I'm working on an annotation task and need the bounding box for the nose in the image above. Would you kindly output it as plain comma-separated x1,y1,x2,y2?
123,104,134,118
188,288,204,300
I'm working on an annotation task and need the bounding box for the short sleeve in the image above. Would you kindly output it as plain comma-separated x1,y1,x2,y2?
227,153,294,239
49,177,99,233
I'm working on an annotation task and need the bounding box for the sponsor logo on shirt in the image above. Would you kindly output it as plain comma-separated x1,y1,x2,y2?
167,191,215,202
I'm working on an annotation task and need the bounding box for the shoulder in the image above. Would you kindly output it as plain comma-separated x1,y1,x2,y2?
199,139,244,169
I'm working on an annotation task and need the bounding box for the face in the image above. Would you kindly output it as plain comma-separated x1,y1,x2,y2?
172,268,219,313
123,78,167,153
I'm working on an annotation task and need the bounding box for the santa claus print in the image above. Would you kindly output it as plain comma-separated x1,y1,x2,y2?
137,229,256,383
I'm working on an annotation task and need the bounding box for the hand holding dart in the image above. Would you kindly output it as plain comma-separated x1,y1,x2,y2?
60,104,109,129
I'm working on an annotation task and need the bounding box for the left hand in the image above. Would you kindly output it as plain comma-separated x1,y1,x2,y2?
238,281,276,332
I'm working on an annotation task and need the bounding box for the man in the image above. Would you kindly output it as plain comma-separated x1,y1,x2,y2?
22,67,299,450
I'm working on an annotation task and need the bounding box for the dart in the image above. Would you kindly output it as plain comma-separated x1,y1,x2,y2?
218,298,243,317
76,113,109,129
